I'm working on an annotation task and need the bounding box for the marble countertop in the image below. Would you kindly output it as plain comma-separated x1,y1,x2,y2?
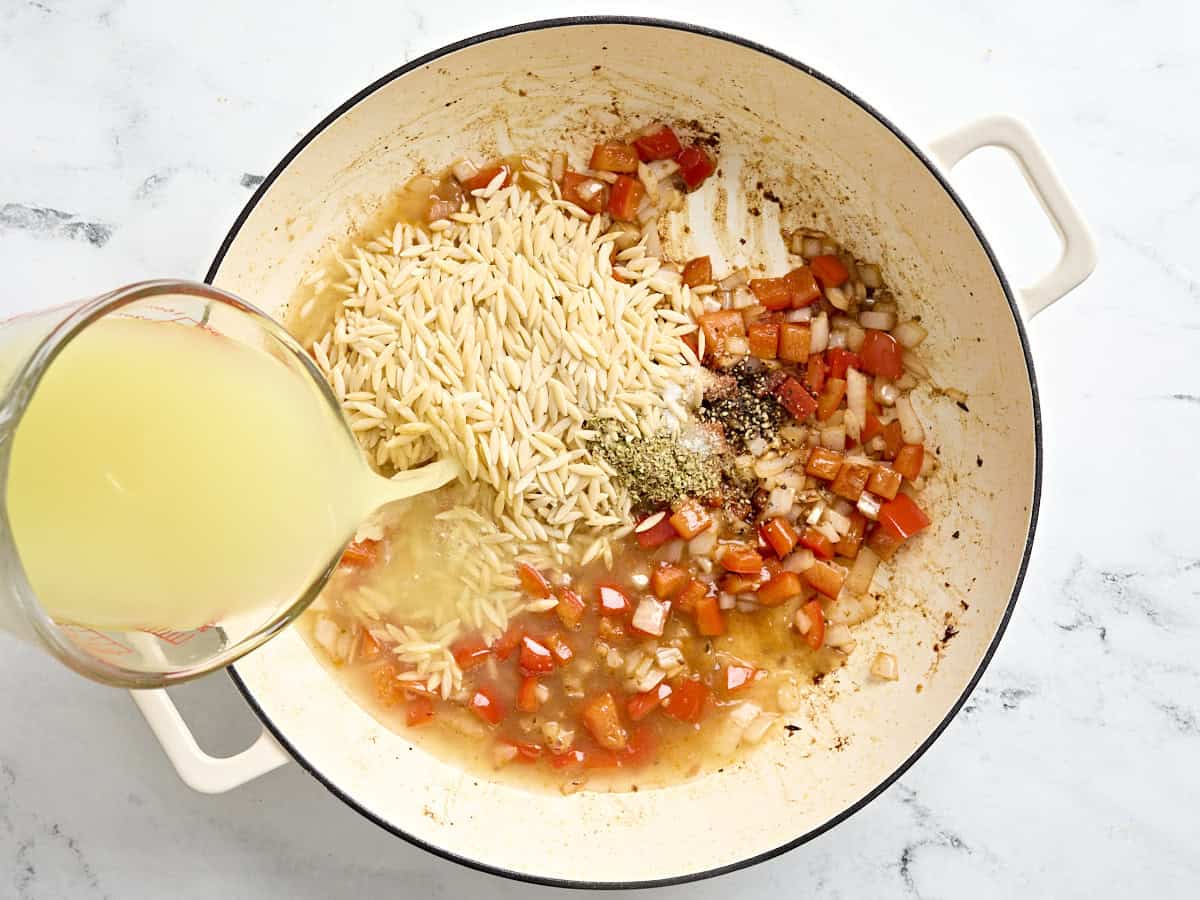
2,0,1197,897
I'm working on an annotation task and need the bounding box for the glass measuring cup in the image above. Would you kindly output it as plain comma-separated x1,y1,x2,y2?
0,280,457,688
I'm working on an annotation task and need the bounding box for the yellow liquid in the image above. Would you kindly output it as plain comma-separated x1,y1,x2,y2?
5,316,451,633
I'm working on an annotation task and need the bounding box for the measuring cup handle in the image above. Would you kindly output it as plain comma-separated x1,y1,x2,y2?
130,688,290,793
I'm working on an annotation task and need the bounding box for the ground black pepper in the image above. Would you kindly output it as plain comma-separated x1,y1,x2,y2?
697,361,785,453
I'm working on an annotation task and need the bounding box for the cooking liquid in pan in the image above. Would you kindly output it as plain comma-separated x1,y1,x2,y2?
4,315,457,636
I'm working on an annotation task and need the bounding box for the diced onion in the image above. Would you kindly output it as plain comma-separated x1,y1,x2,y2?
810,312,829,354
783,548,815,573
725,336,750,357
874,379,898,406
871,651,899,681
820,424,846,451
765,486,796,519
859,309,896,331
844,546,880,595
493,743,520,768
632,597,669,636
746,436,769,458
794,606,813,634
857,491,882,520
846,323,866,353
731,288,757,309
689,528,718,556
895,395,925,444
846,368,868,435
647,158,680,180
806,503,825,526
826,286,849,311
451,157,480,183
755,452,795,478
814,520,839,545
827,330,847,350
785,308,812,323
719,592,737,611
659,539,684,563
824,623,855,651
860,263,882,289
802,237,823,258
718,269,749,291
823,506,852,535
637,161,659,203
893,320,928,349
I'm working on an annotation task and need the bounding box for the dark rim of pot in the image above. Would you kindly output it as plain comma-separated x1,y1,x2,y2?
210,15,1042,892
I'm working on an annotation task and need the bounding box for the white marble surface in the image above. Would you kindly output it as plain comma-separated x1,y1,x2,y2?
1,0,1197,896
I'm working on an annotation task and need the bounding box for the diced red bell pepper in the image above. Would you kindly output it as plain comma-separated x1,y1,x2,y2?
469,685,505,725
759,518,799,557
517,676,542,713
747,322,780,359
628,683,672,721
635,512,677,549
784,267,822,307
810,254,849,288
406,694,435,727
451,634,491,671
893,443,925,481
697,309,746,358
597,583,633,617
669,498,713,539
519,635,556,675
651,563,689,600
582,748,621,769
805,445,844,480
581,691,629,750
802,559,846,598
491,622,524,661
800,527,835,560
694,593,725,636
831,461,872,502
460,162,512,192
801,599,826,649
723,662,759,693
546,632,574,665
675,145,716,190
882,419,904,459
662,678,710,723
858,330,904,379
826,347,860,380
816,377,847,422
862,412,884,444
620,724,658,767
359,629,382,660
674,578,709,615
516,562,552,599
681,255,712,287
775,376,818,421
718,543,763,575
805,354,827,394
778,323,811,363
866,465,903,501
835,511,867,559
750,277,792,311
633,124,682,161
877,493,931,540
608,174,645,221
866,521,905,561
555,587,586,629
589,142,640,173
340,539,380,569
560,171,609,214
719,571,763,594
757,571,803,607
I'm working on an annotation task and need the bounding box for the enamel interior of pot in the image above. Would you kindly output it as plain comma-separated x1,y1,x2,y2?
215,23,1036,885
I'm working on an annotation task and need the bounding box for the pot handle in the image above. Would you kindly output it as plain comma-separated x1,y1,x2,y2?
927,115,1097,318
130,688,290,794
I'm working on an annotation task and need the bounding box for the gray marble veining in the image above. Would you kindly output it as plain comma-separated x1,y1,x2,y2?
2,0,1197,897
